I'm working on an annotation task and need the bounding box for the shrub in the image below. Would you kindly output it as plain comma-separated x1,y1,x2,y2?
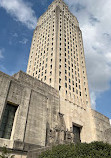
0,146,14,158
38,142,111,158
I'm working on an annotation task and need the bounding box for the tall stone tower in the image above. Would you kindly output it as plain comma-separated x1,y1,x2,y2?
27,0,91,110
0,1,110,154
26,0,96,144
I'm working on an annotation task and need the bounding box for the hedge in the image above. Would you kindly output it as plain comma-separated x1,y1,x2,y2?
38,142,111,158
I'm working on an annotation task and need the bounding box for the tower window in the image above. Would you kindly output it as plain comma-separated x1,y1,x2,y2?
65,76,67,81
69,85,71,90
65,70,67,74
50,65,52,69
65,83,67,88
59,65,61,69
59,71,61,76
50,71,52,75
59,86,61,91
59,78,61,83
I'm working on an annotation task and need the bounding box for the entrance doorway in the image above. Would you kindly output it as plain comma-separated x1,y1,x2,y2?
73,125,81,143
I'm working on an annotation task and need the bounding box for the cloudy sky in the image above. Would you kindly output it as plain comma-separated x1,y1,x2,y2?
0,0,111,121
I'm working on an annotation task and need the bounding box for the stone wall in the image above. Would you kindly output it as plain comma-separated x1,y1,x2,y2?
104,128,111,144
92,110,111,143
0,71,60,151
59,96,97,143
0,70,111,157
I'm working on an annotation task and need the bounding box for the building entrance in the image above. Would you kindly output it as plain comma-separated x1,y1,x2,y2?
73,125,81,143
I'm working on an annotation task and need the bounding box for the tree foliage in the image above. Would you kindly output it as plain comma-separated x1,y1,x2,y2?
0,147,14,158
39,142,111,158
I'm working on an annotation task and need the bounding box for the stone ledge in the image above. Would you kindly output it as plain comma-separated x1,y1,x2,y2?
27,146,52,158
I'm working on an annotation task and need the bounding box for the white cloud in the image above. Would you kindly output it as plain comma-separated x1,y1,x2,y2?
0,0,37,29
13,33,18,37
19,38,28,44
65,0,111,109
0,49,4,59
90,92,96,110
0,52,3,59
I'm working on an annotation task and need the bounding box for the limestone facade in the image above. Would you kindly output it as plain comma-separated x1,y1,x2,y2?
26,0,111,147
27,0,91,109
0,0,111,157
0,71,111,155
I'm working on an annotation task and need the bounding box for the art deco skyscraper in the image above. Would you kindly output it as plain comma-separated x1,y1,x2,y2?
27,0,91,109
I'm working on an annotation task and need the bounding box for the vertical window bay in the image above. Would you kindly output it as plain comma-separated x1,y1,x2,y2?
0,103,18,139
